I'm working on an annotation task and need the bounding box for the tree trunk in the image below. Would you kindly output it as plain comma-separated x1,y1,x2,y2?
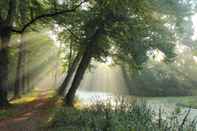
0,48,9,107
14,46,22,98
24,46,29,91
58,53,81,96
64,49,92,106
0,27,11,107
53,40,63,88
20,34,26,93
68,41,73,69
14,33,26,97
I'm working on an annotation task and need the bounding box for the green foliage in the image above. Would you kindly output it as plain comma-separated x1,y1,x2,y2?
47,99,197,131
0,0,81,32
7,32,57,95
55,0,194,71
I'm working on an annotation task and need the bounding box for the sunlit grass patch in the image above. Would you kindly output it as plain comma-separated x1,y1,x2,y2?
0,90,38,119
10,88,56,105
11,96,37,105
0,87,56,120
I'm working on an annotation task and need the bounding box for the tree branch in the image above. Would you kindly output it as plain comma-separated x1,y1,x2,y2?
66,28,80,41
11,0,87,33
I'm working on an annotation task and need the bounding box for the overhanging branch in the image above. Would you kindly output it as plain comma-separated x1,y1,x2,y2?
11,0,87,33
66,28,80,41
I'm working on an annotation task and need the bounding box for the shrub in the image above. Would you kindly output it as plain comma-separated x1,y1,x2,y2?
47,97,197,131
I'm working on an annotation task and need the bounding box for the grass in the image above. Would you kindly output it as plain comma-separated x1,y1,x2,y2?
1,89,197,130
46,97,197,131
0,109,15,120
0,87,55,120
0,95,38,120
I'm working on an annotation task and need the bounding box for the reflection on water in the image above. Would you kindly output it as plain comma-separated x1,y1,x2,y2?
76,91,113,104
146,97,197,120
75,62,197,121
77,91,197,120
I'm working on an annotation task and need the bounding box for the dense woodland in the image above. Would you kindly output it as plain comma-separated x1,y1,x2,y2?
0,0,197,130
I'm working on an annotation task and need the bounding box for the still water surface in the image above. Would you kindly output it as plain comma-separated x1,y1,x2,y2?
77,91,197,120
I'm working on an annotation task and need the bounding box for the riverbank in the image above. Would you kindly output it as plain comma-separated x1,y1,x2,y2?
145,96,197,109
47,98,197,131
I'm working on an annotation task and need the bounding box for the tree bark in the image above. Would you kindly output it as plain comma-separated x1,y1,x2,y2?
20,34,26,93
53,40,63,88
19,0,29,93
14,47,22,97
63,24,105,106
0,0,16,107
24,45,29,91
14,33,26,97
68,41,73,69
58,53,81,96
0,26,11,107
64,48,92,106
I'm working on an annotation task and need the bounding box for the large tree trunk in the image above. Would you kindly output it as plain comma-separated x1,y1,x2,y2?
0,48,9,107
58,53,81,96
63,25,104,106
0,26,11,107
64,49,92,106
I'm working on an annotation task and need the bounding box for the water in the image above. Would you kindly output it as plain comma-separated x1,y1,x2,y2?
74,62,197,121
146,97,197,120
76,91,197,120
76,91,113,105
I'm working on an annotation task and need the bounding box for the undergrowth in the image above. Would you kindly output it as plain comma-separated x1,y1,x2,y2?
47,97,197,131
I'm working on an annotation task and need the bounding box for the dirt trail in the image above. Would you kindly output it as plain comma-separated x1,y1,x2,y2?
0,88,55,131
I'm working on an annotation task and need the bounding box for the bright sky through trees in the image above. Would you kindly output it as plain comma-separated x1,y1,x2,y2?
192,13,197,40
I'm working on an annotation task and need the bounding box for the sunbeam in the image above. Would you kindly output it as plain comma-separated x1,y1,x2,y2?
79,61,129,95
8,31,63,93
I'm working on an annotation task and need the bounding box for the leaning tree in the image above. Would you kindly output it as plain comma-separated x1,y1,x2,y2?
56,0,193,106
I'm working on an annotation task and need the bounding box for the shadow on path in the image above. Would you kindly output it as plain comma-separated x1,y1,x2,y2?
0,87,56,131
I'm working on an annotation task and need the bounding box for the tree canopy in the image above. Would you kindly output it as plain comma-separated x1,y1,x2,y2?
52,0,195,105
0,0,196,106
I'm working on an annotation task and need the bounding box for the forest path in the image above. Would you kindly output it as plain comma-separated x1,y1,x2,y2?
0,87,56,131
